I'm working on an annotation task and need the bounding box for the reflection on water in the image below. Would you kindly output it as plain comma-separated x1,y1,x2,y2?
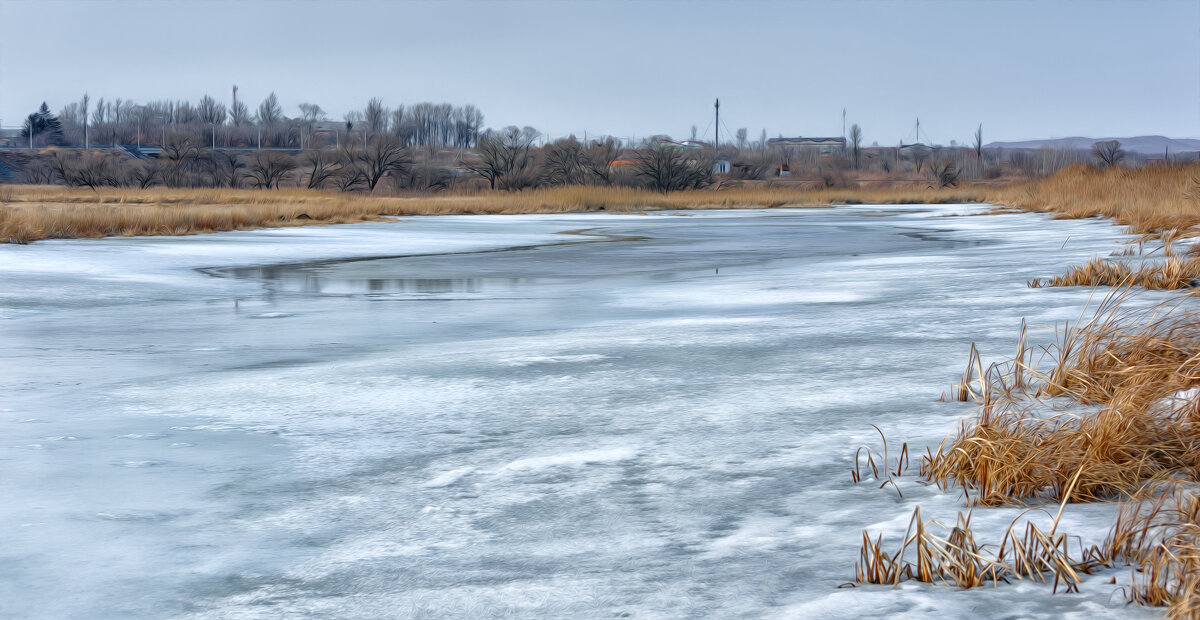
219,265,536,296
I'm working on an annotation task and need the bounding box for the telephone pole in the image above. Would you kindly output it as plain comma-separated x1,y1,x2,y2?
714,98,720,155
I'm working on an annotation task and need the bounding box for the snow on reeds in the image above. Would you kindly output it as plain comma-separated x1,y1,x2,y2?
859,289,1200,615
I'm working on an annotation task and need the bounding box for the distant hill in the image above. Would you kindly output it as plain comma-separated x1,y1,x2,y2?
984,135,1200,155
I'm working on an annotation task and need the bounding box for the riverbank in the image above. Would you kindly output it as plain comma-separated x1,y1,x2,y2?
2,163,1195,244
0,183,987,243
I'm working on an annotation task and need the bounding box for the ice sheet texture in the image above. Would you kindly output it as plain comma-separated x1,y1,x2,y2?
0,207,1160,618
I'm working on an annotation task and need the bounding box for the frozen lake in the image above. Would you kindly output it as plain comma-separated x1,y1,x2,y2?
0,207,1160,618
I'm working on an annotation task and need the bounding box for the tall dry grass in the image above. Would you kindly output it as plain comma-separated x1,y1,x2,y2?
1029,256,1200,291
871,289,1200,615
0,184,986,243
2,161,1196,243
923,290,1200,507
985,163,1200,237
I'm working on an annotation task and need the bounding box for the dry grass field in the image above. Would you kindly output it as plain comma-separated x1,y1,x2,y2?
986,162,1200,236
2,162,1197,244
0,183,986,243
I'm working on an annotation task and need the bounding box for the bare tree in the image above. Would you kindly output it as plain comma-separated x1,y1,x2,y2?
301,149,339,189
542,136,589,185
345,134,412,191
849,124,863,170
1092,140,1125,168
736,128,747,149
929,159,960,188
461,126,539,190
160,136,205,186
973,124,983,160
585,138,621,185
364,97,389,136
298,103,325,123
197,95,227,125
81,93,90,148
129,160,161,188
230,99,250,127
205,150,246,188
632,145,713,193
246,151,297,189
393,159,453,192
257,92,283,126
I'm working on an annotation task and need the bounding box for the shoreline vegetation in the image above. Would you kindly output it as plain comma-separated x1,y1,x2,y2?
1,162,1197,244
856,289,1200,615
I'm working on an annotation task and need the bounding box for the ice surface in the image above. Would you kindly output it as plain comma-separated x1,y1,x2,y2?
0,207,1163,618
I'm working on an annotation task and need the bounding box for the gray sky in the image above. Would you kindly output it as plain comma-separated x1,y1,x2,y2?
2,0,1198,144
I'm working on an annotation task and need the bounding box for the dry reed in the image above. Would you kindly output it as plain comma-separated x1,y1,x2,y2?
1030,256,1200,291
857,473,1105,592
984,163,1200,237
923,290,1200,507
1103,487,1200,617
0,183,986,243
889,289,1200,613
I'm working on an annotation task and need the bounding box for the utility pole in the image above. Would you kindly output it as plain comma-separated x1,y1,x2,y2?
714,98,719,155
212,125,216,150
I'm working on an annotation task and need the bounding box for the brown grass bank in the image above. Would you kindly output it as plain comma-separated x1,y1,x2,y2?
0,184,984,243
1,162,1196,244
984,162,1200,237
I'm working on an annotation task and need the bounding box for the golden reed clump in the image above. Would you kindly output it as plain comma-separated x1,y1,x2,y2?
861,289,1200,616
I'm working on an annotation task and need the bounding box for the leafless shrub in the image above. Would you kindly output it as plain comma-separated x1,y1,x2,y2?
461,126,539,190
246,152,297,189
344,134,412,192
541,137,590,186
1093,140,1125,168
203,150,246,189
585,138,621,186
929,159,960,188
631,146,713,193
300,149,339,190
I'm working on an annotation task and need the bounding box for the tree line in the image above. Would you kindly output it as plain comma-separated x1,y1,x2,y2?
12,96,1151,194
16,128,719,193
20,93,485,150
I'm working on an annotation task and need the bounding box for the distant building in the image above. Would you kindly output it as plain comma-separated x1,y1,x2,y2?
312,121,345,134
657,139,710,151
897,143,936,159
767,137,846,154
0,127,21,147
713,157,731,174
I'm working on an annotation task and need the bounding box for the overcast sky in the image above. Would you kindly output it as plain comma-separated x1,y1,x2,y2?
1,0,1197,145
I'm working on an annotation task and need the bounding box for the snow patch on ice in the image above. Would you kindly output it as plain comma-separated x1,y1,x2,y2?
422,466,476,488
501,354,614,366
498,447,638,473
